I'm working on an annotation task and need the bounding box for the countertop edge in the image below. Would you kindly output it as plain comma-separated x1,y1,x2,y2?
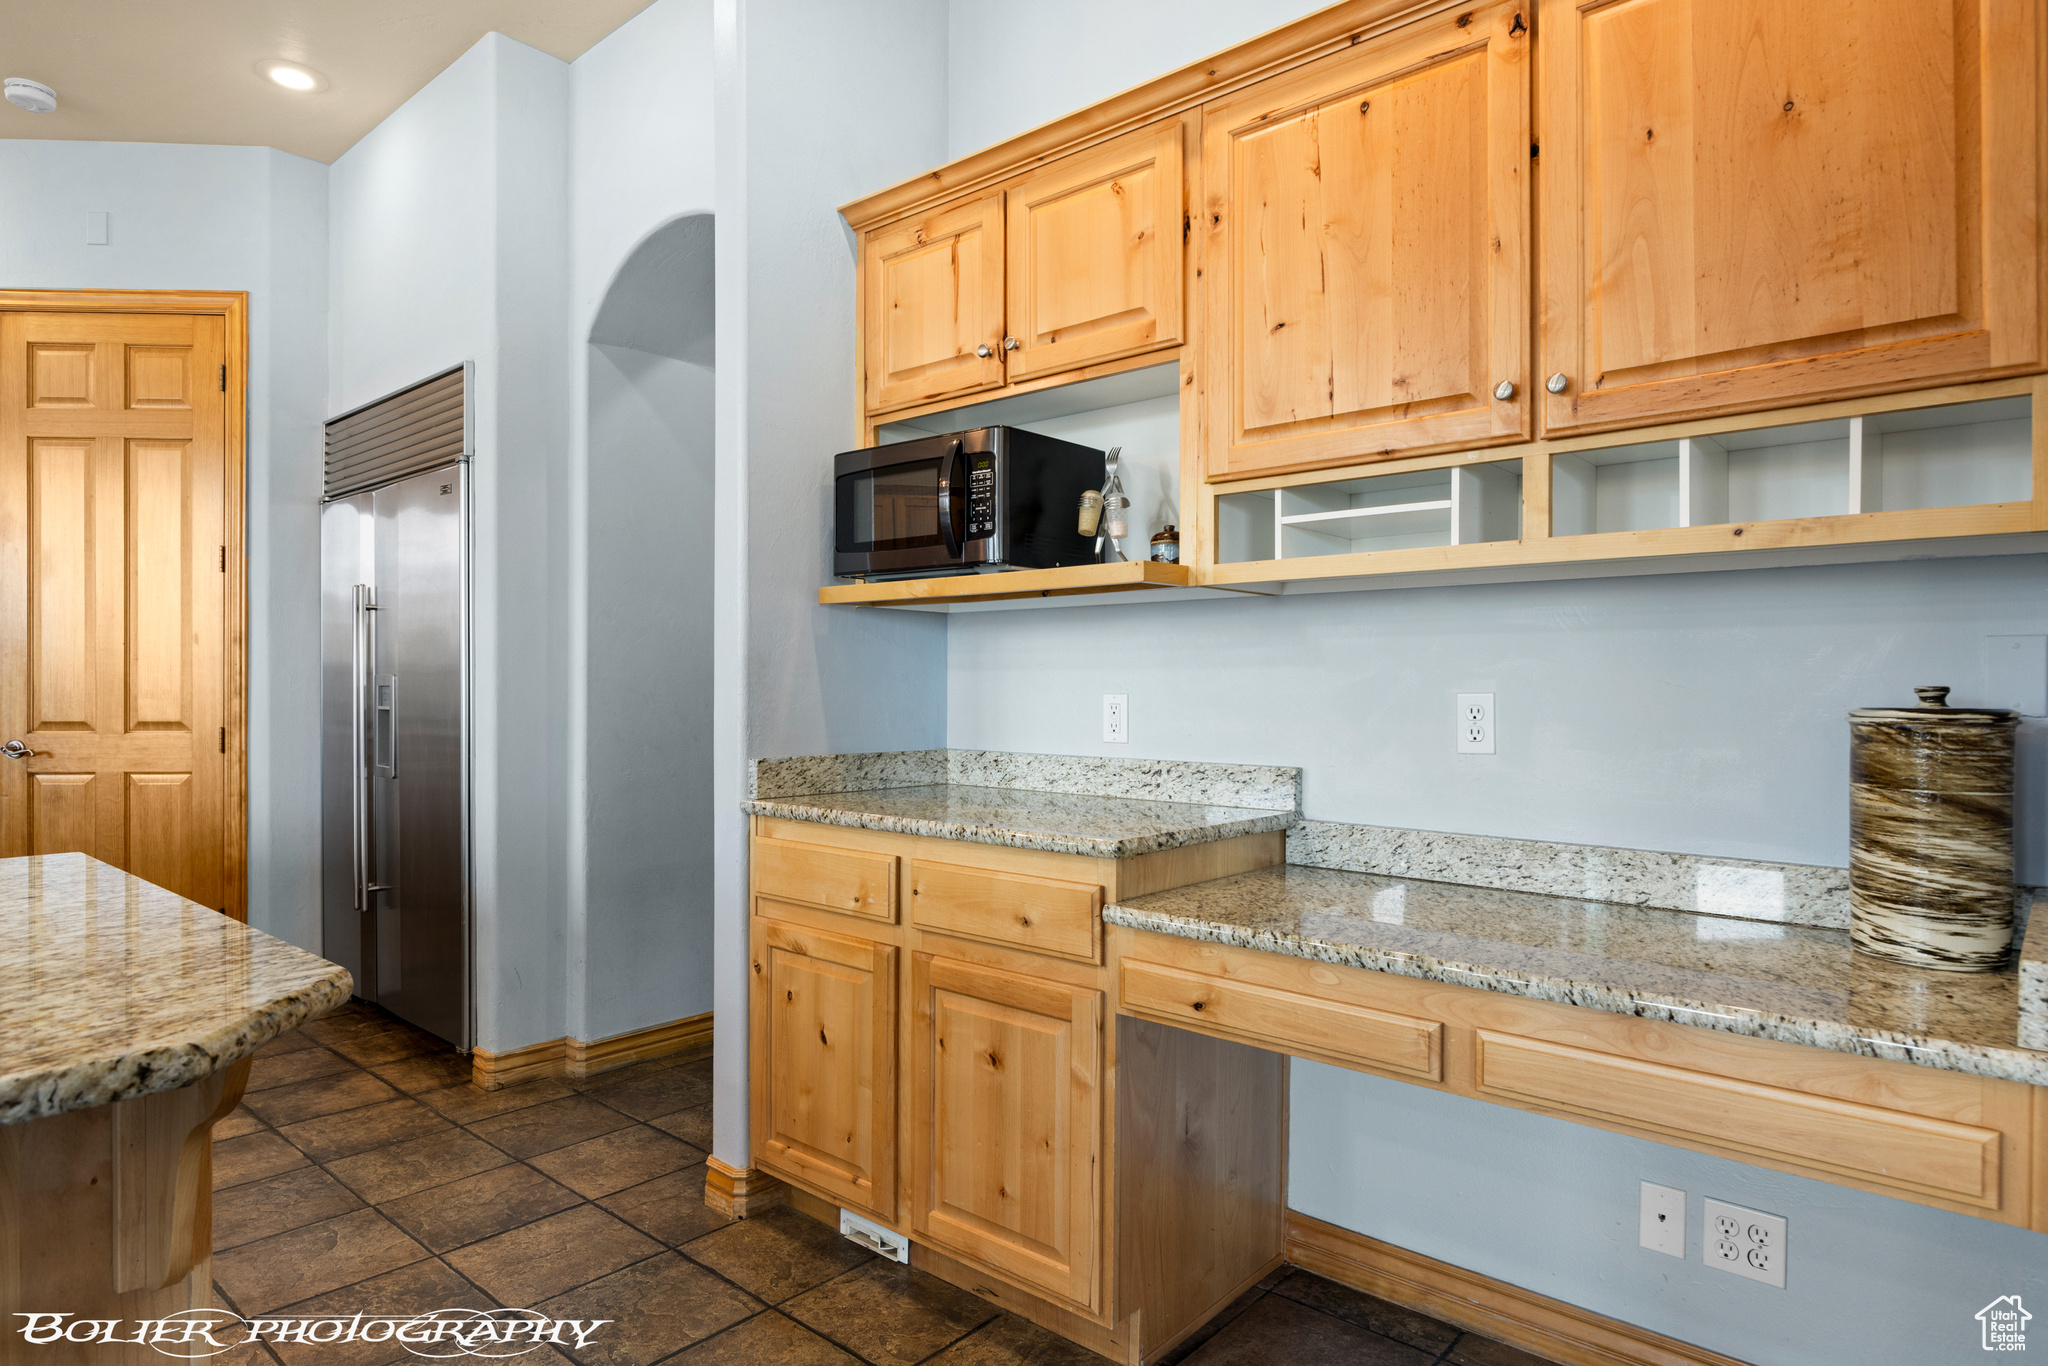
0,965,355,1125
743,798,1297,859
1105,904,2048,1088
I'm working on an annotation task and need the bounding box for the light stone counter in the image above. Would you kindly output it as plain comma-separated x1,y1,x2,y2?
745,749,1300,858
1108,863,2048,1087
0,853,353,1124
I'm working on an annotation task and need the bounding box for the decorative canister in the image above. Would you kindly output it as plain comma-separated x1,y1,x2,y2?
1848,685,2018,972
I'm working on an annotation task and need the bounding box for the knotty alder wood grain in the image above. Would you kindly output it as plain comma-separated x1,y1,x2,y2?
1004,119,1184,384
1537,0,2046,437
1111,925,2044,1230
862,191,1007,414
911,859,1104,963
754,837,898,923
0,311,230,911
1201,0,1532,480
750,913,898,1220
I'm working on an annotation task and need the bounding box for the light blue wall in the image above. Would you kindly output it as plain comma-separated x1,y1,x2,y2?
1293,1061,2048,1365
0,139,329,948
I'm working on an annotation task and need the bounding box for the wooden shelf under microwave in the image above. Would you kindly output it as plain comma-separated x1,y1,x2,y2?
819,560,1190,607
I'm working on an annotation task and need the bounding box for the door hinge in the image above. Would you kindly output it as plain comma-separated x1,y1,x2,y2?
219,364,227,392
219,727,226,753
219,545,226,572
1531,142,1540,158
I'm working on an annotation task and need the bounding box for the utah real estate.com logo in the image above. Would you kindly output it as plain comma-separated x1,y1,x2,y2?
1979,1296,2030,1353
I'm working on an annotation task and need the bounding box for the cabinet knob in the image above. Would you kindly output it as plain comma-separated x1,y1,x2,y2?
975,344,992,358
1493,379,1516,401
1003,336,1020,352
1546,372,1570,394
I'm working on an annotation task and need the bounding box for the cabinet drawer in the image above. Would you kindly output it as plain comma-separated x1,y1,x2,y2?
910,861,1102,963
1121,958,1441,1081
753,837,897,922
1476,1032,2001,1207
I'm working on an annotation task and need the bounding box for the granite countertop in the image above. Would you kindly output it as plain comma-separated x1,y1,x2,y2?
1,854,353,1123
745,783,1297,859
1107,863,2048,1086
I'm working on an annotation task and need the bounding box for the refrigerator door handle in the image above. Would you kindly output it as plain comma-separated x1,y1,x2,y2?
353,585,376,911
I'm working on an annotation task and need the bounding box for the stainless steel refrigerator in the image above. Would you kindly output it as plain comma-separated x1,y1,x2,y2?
321,378,471,1050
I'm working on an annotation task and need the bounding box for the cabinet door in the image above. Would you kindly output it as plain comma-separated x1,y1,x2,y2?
1201,0,1531,481
750,917,897,1219
862,191,1007,414
1005,120,1184,383
1538,0,2045,436
912,953,1103,1312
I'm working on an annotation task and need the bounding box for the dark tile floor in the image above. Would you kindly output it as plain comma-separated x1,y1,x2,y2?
212,1001,1551,1366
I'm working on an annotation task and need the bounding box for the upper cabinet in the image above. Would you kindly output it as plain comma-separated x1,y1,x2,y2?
1004,121,1185,384
862,192,1008,414
857,122,1186,418
1538,0,2046,437
1200,0,1532,481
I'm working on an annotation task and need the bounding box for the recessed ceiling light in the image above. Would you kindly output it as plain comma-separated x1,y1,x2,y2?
257,60,326,93
4,78,57,114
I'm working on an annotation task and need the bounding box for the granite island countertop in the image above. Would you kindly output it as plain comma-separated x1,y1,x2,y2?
1,853,353,1123
745,783,1296,859
1107,863,2048,1086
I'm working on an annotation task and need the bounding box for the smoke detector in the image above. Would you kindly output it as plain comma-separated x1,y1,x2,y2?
5,79,56,114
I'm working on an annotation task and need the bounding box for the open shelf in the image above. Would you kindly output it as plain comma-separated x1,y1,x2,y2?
1220,460,1521,564
819,559,1191,606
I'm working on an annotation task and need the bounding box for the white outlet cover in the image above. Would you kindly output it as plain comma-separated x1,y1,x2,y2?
1639,1182,1685,1258
1703,1198,1785,1288
1455,692,1495,755
1102,693,1129,744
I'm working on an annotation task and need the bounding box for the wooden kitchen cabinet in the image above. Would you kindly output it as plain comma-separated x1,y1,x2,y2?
749,913,897,1219
1200,0,1532,480
1537,0,2046,436
861,191,1007,414
912,952,1104,1311
749,819,1289,1363
1004,120,1184,384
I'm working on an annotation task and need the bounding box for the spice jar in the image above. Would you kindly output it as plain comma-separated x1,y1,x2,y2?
1150,526,1180,563
1848,685,2018,972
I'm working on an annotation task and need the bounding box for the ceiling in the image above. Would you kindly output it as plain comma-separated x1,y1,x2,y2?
0,0,659,163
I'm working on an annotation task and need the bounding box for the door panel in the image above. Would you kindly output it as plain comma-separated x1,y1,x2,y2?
1538,0,2044,434
1005,120,1183,382
862,192,1006,413
1202,0,1532,480
0,311,227,910
912,952,1102,1312
751,916,897,1218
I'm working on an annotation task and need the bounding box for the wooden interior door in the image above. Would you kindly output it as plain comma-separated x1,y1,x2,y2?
1004,119,1184,383
1201,0,1532,481
1538,0,2045,436
751,915,898,1219
862,191,1007,414
0,311,229,910
912,952,1102,1312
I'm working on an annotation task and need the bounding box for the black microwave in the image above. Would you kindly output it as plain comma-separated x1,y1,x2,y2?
833,427,1105,578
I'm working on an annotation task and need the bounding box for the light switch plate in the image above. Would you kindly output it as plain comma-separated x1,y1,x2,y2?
1704,1198,1785,1288
1639,1181,1685,1258
84,211,109,246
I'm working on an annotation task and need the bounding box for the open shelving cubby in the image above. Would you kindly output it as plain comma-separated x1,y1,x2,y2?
1219,459,1522,563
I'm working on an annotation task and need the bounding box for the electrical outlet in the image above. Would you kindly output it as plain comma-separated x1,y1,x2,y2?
1455,693,1495,754
1703,1198,1785,1288
1639,1182,1685,1258
1103,693,1129,744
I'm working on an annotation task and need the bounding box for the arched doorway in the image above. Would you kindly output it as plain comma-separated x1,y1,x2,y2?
582,213,715,1038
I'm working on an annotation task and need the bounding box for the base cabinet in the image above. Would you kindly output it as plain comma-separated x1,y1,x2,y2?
912,952,1103,1312
749,914,897,1220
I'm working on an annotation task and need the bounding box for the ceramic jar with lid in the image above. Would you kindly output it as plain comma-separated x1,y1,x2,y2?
1848,685,2018,972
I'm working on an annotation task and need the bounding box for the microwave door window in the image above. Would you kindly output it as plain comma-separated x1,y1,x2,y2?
839,460,945,553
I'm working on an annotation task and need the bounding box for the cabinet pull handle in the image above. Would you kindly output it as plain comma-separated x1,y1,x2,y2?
1547,372,1570,394
1493,380,1517,401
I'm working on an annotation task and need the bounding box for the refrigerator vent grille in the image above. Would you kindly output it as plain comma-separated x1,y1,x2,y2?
324,367,468,500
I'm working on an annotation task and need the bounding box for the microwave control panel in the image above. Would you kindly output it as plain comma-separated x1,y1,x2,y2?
966,457,995,538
